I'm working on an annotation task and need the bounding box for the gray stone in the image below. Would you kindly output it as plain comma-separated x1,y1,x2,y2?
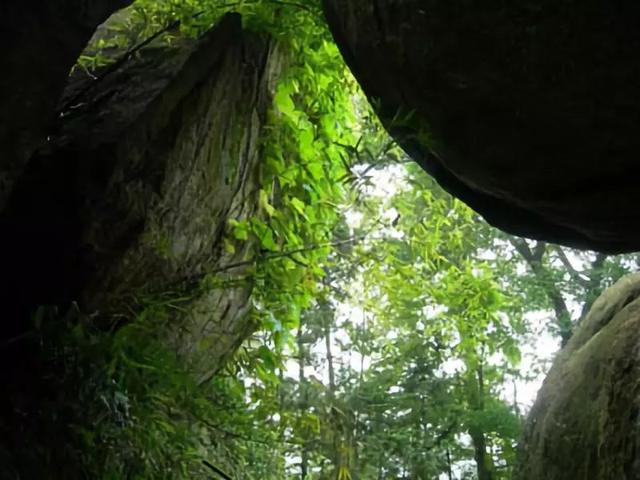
517,273,640,479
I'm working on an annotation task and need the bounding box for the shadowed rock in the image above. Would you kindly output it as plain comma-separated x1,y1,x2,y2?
0,12,284,475
323,1,640,253
0,12,282,380
0,0,133,210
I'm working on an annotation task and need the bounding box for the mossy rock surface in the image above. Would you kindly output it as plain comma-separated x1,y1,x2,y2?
517,273,640,479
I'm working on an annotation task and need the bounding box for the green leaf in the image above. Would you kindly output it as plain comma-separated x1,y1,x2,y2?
229,219,249,241
290,197,306,215
259,189,276,217
306,162,324,180
274,83,297,120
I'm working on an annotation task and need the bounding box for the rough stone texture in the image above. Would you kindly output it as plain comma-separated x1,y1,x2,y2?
517,273,640,480
0,12,282,476
323,1,640,253
0,13,283,370
0,0,133,211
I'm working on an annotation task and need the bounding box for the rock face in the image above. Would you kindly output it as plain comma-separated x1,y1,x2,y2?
0,12,282,370
0,11,283,475
517,273,640,479
0,0,133,211
322,1,640,253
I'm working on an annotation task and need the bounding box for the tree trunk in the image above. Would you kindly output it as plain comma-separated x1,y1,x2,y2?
470,364,493,480
322,303,343,480
352,310,366,480
471,430,493,480
297,324,309,480
324,322,340,479
510,239,573,345
324,311,336,394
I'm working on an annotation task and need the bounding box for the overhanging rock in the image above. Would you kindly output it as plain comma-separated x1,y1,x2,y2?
323,1,640,252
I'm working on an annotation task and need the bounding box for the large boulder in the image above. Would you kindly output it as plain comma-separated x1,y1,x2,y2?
0,12,282,372
0,12,283,475
517,273,640,479
322,1,640,253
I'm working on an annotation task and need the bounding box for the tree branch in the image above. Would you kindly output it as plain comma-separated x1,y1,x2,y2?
552,246,590,287
508,237,573,345
210,234,367,275
579,252,608,320
532,241,547,263
509,237,536,264
202,460,233,480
